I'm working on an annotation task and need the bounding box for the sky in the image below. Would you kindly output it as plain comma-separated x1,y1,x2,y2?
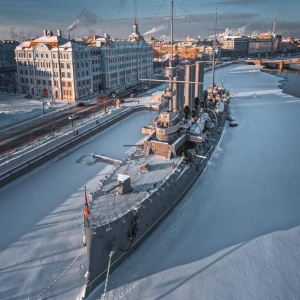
1,64,300,299
0,0,299,41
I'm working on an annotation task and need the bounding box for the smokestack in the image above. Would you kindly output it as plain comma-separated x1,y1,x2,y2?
184,64,195,109
195,61,204,115
57,29,62,37
174,68,185,115
43,30,47,36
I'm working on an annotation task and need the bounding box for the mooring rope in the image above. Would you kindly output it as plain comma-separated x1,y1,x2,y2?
34,247,86,300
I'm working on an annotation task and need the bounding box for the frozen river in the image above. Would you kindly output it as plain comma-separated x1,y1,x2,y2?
0,64,300,300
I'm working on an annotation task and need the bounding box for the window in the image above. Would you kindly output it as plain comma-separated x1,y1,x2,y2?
66,63,70,69
68,82,71,87
62,72,65,77
67,72,71,78
61,63,65,69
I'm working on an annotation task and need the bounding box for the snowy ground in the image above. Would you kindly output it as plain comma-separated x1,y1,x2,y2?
0,93,70,130
1,65,300,300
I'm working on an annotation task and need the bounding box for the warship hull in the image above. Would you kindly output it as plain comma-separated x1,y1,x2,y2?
82,110,227,298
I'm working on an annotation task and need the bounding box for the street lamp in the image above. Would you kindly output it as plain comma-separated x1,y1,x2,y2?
112,92,116,108
42,101,45,114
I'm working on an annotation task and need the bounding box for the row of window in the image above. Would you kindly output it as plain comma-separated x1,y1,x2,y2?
63,90,72,96
61,72,72,78
77,71,90,78
62,81,72,87
77,79,90,86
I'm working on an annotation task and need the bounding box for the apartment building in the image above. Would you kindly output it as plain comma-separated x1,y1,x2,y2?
221,35,248,56
15,23,153,102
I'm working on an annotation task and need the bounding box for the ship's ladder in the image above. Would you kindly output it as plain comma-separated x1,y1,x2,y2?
101,247,116,299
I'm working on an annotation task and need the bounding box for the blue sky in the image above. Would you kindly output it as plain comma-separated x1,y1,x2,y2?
0,0,299,40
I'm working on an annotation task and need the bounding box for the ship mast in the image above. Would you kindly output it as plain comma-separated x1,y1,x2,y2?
170,0,174,70
211,10,217,88
167,0,174,112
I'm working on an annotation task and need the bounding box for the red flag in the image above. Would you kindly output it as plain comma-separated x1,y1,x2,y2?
84,189,89,221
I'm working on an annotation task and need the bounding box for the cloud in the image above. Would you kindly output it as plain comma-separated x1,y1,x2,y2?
67,9,99,32
209,26,247,38
159,35,169,40
143,25,167,36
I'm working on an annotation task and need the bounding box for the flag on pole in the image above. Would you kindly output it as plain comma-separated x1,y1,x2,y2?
84,186,89,225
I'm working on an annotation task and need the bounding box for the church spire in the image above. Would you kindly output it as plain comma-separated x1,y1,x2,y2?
132,0,139,35
273,6,277,36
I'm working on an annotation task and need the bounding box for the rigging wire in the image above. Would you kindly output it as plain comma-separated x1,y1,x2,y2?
34,247,87,300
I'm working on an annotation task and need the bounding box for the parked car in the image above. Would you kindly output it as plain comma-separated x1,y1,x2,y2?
130,93,137,98
77,101,85,107
68,114,79,120
24,94,32,99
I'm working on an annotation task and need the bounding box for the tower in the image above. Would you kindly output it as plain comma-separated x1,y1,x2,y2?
272,6,277,36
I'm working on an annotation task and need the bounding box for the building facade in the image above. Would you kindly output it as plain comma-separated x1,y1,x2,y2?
0,40,19,70
0,40,19,93
221,35,248,56
15,23,153,101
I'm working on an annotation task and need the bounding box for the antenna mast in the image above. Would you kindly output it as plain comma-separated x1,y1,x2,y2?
134,0,137,25
170,0,174,69
273,6,277,36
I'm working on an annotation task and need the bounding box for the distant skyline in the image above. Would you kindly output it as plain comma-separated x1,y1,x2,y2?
0,0,299,41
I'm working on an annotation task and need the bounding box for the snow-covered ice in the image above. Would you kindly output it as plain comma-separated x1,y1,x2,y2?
0,65,300,300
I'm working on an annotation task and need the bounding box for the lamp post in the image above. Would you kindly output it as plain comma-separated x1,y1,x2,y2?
112,92,116,108
42,101,45,114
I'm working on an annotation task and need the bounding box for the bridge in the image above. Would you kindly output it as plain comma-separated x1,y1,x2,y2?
245,58,300,71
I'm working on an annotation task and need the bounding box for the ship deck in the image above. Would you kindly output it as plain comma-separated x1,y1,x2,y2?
88,148,183,226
